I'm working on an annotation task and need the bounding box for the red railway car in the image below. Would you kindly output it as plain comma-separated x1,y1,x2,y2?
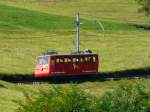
34,53,99,78
33,13,100,78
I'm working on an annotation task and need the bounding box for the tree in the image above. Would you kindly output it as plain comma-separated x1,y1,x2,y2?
136,0,150,16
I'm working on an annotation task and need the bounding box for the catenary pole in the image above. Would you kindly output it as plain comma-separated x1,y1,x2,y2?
76,13,80,53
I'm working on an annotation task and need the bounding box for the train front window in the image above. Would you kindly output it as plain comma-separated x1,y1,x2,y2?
37,56,48,65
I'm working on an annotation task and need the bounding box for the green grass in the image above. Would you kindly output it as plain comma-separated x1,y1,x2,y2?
0,30,149,74
0,79,139,112
0,4,149,74
0,0,148,23
0,4,74,31
0,1,149,112
0,79,148,112
0,4,141,32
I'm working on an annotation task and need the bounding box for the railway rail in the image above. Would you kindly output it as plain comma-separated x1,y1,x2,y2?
14,76,141,85
0,70,149,84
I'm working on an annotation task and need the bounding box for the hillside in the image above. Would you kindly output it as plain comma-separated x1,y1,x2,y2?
0,0,149,24
0,0,149,75
0,1,149,112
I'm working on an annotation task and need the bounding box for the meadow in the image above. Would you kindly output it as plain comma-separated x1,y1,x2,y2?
0,1,149,74
0,0,150,112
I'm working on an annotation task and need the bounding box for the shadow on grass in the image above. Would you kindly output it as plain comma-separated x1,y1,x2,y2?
133,24,150,30
0,66,150,84
0,84,7,88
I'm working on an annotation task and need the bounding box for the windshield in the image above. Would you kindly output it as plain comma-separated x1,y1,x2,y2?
36,56,48,65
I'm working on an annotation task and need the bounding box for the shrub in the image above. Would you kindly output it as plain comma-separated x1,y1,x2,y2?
17,85,95,112
95,80,150,112
17,80,150,112
135,0,150,16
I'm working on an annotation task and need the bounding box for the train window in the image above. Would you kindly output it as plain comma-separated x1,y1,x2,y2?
68,58,72,62
84,57,93,62
73,58,79,62
64,58,68,63
37,56,48,65
76,58,79,62
64,58,67,63
84,57,88,62
73,58,76,62
88,57,92,62
64,58,72,63
51,59,55,65
80,58,84,62
56,58,60,63
93,57,96,62
59,58,64,63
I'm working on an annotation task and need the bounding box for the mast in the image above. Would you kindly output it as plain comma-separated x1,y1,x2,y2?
76,13,80,53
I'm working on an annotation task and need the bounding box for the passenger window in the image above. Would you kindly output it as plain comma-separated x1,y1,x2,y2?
93,57,96,62
60,58,64,63
51,60,55,64
73,58,76,62
89,57,93,62
80,58,84,62
68,58,72,62
73,58,79,62
84,57,92,62
64,58,68,63
84,57,88,62
64,58,67,63
64,58,72,63
56,58,60,63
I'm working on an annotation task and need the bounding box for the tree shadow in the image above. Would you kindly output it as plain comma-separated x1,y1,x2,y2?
0,66,150,84
0,84,7,88
132,24,150,30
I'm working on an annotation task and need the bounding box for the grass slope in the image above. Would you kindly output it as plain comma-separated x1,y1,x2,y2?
0,1,149,112
0,0,149,24
0,4,139,32
0,4,74,31
0,4,149,74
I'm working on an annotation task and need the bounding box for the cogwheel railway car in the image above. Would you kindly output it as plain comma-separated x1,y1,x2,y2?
33,13,100,78
34,53,99,78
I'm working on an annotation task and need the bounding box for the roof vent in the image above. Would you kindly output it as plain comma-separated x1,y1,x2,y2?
45,50,58,55
83,49,93,54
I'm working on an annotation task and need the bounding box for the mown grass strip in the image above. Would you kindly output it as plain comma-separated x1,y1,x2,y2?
0,4,141,32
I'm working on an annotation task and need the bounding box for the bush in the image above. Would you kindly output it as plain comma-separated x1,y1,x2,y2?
135,0,150,16
17,85,95,112
95,80,150,112
17,80,150,112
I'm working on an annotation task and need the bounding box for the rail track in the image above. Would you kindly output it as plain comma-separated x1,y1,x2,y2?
0,74,148,85
0,67,150,84
0,75,141,85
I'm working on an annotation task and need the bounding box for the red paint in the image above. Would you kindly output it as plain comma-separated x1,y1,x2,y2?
33,54,99,78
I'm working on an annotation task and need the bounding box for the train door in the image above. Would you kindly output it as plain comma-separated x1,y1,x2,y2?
63,57,72,74
49,56,55,76
52,56,65,76
72,57,82,75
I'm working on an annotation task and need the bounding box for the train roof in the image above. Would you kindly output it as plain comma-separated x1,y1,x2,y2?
37,53,98,58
